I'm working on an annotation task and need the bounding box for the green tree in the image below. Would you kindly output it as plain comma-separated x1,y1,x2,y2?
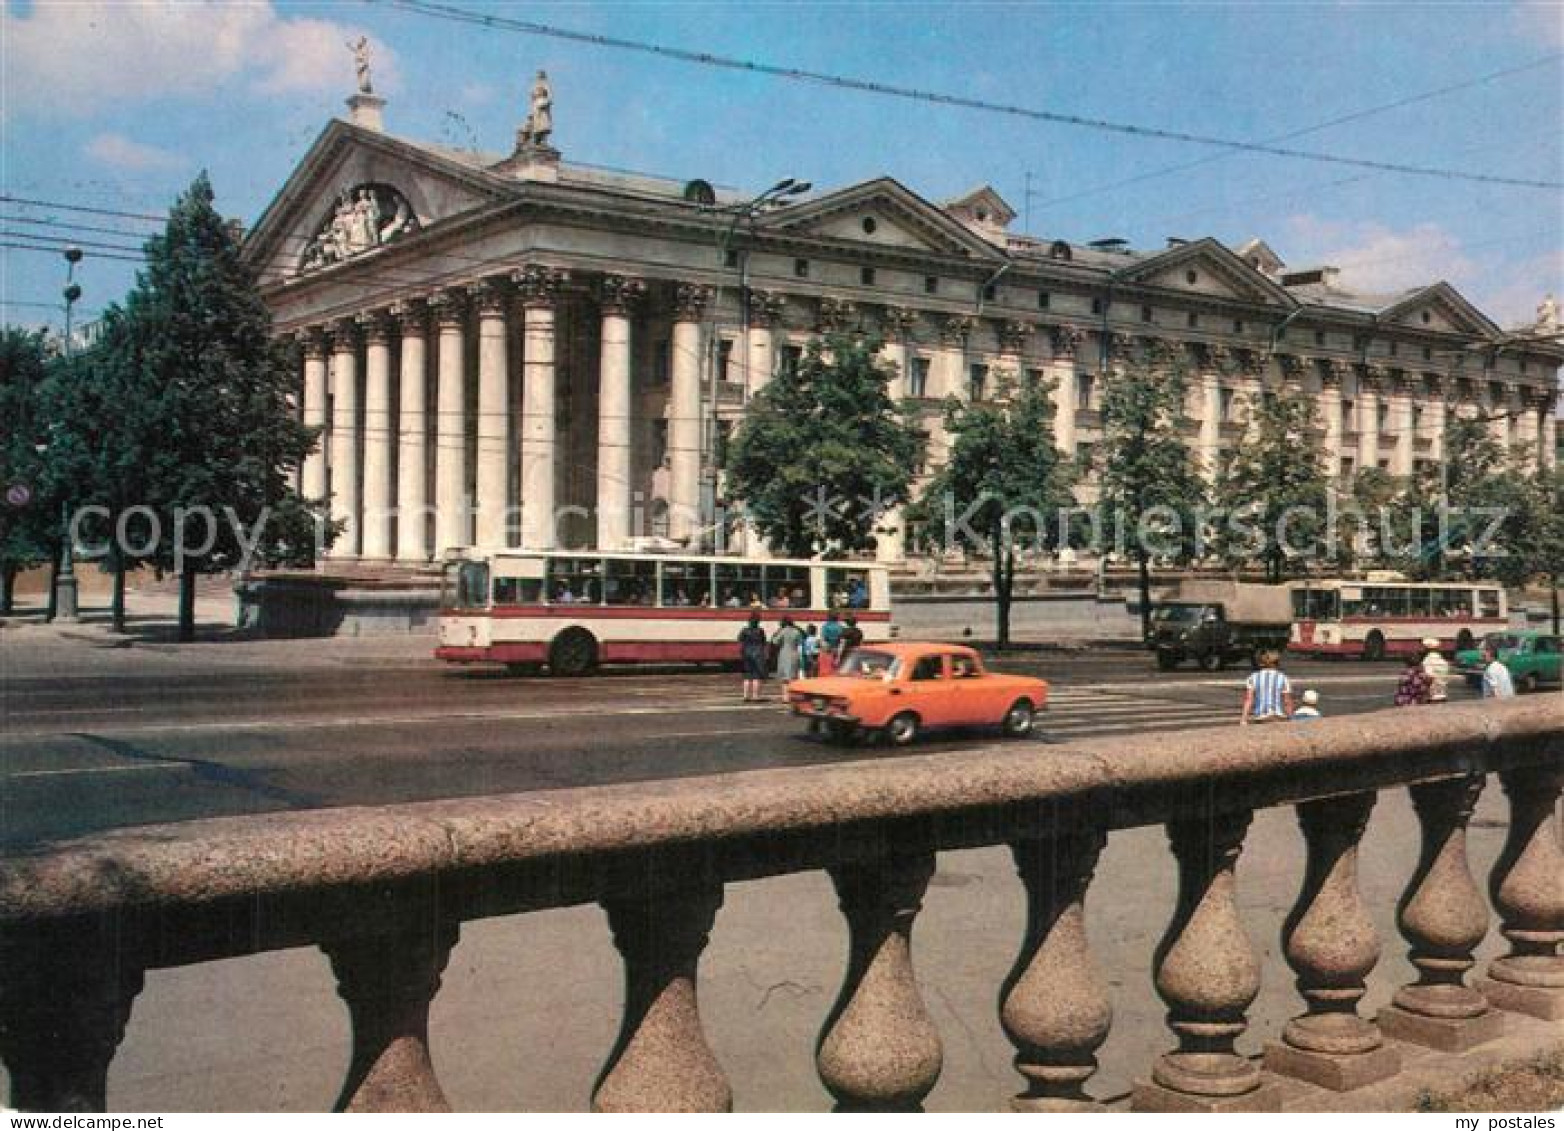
910,373,1075,648
1215,382,1329,584
108,173,323,641
0,328,54,612
724,331,923,558
1096,345,1206,638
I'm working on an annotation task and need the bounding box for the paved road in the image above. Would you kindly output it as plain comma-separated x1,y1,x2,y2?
1,638,1476,849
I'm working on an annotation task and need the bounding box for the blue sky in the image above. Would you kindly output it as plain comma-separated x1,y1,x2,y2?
3,0,1560,334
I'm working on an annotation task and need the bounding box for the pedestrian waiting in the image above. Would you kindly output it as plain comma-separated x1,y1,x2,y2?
738,613,769,702
1421,637,1450,703
1240,650,1293,725
1293,688,1322,721
1480,642,1516,699
1394,653,1433,707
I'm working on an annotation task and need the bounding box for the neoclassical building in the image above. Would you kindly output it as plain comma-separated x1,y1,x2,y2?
243,79,1561,565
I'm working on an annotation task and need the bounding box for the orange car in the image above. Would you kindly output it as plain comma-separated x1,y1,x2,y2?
787,641,1049,745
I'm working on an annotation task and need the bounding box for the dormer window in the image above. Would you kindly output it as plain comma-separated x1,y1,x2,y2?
861,216,878,235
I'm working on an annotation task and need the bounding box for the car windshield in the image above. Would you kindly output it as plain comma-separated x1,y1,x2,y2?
1153,605,1201,623
1484,634,1524,653
838,649,899,678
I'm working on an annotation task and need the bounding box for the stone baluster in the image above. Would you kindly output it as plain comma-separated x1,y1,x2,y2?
0,927,144,1112
816,853,942,1112
1000,830,1112,1111
1377,774,1503,1051
1263,793,1400,1090
1477,763,1564,1020
594,885,730,1112
1135,809,1280,1112
322,916,460,1112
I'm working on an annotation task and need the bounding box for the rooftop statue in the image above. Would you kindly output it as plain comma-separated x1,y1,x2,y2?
1537,293,1559,334
349,35,373,95
519,70,553,149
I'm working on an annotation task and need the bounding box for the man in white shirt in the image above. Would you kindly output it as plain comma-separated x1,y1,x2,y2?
1421,637,1450,703
1481,643,1516,699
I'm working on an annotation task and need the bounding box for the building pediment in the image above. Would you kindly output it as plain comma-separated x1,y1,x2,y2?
1115,238,1299,308
757,177,1006,260
244,119,518,284
1377,283,1500,339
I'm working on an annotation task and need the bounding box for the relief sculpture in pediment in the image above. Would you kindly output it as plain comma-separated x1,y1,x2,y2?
299,183,420,272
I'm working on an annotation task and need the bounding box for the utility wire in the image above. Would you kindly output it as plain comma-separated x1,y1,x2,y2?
380,0,1562,191
1029,52,1563,212
0,194,165,224
0,241,145,265
0,214,156,242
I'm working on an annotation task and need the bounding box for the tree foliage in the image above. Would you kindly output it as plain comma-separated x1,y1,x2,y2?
0,328,55,611
1095,345,1206,635
1213,382,1329,583
911,372,1075,647
724,331,924,559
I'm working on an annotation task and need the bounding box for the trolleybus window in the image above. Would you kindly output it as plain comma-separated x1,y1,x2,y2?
658,560,710,607
715,562,763,608
1434,589,1473,617
826,568,872,608
1478,589,1502,619
1293,589,1340,620
764,565,810,608
548,557,603,605
605,559,658,606
443,561,489,610
492,577,542,605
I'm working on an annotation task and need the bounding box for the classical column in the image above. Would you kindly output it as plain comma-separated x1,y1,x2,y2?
1050,326,1084,459
1425,377,1447,471
668,283,711,545
1356,366,1383,474
1515,389,1542,465
322,916,459,1112
327,320,361,558
301,328,329,503
996,318,1029,376
1390,375,1414,478
1134,809,1281,1112
392,300,430,562
594,884,730,1112
924,315,971,468
745,290,784,395
597,274,645,552
517,266,567,550
1377,774,1503,1052
359,311,395,560
817,853,943,1113
1488,384,1511,452
1001,830,1112,1111
1199,373,1223,482
431,291,469,555
1477,763,1564,1020
471,278,512,549
0,925,144,1112
1318,363,1344,481
1263,793,1400,1091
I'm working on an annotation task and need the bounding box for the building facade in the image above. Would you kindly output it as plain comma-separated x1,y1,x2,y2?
243,84,1562,565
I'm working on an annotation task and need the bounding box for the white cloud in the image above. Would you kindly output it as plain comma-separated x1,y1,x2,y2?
1282,214,1480,295
1,1,396,116
84,132,184,173
1283,213,1563,332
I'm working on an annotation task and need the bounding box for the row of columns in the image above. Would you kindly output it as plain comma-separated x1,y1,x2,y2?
298,293,1557,560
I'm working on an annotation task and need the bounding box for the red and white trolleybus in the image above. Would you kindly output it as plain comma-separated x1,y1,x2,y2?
436,549,893,675
1289,577,1508,660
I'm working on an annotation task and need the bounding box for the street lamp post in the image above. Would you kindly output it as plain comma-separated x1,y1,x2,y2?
52,247,83,624
700,178,810,551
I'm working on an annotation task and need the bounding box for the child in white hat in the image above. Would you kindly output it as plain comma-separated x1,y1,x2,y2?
1293,689,1322,721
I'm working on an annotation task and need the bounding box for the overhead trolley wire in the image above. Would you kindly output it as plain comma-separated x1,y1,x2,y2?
380,0,1562,191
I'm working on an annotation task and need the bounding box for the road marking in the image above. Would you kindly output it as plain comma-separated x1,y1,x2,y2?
9,763,184,779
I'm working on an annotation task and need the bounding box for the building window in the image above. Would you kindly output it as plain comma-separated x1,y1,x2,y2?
1377,403,1389,431
861,216,878,235
793,258,810,278
1091,297,1103,315
1220,388,1236,422
1075,372,1094,410
1388,341,1399,357
1024,366,1046,389
776,344,803,379
1422,346,1433,361
982,283,997,301
969,363,989,401
1233,319,1244,334
912,429,930,474
717,338,734,383
1038,291,1050,309
1412,406,1423,432
652,420,670,466
1342,398,1354,423
1520,360,1529,375
653,339,671,384
1185,270,1198,284
1340,456,1355,477
1186,312,1199,329
724,248,739,269
924,275,938,295
1378,458,1390,470
1141,305,1154,323
1075,441,1096,473
1314,330,1326,346
860,266,876,286
909,356,931,398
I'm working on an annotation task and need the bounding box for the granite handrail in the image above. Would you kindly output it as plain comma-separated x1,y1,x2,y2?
0,697,1559,1112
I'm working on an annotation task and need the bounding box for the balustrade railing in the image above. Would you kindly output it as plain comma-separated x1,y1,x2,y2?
0,698,1558,1112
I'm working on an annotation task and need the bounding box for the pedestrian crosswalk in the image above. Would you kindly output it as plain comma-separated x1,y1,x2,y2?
1032,687,1236,741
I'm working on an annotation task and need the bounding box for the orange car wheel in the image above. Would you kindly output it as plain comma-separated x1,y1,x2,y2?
885,711,920,747
1001,698,1035,738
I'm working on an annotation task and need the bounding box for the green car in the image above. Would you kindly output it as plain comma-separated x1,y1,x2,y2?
1455,631,1562,693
